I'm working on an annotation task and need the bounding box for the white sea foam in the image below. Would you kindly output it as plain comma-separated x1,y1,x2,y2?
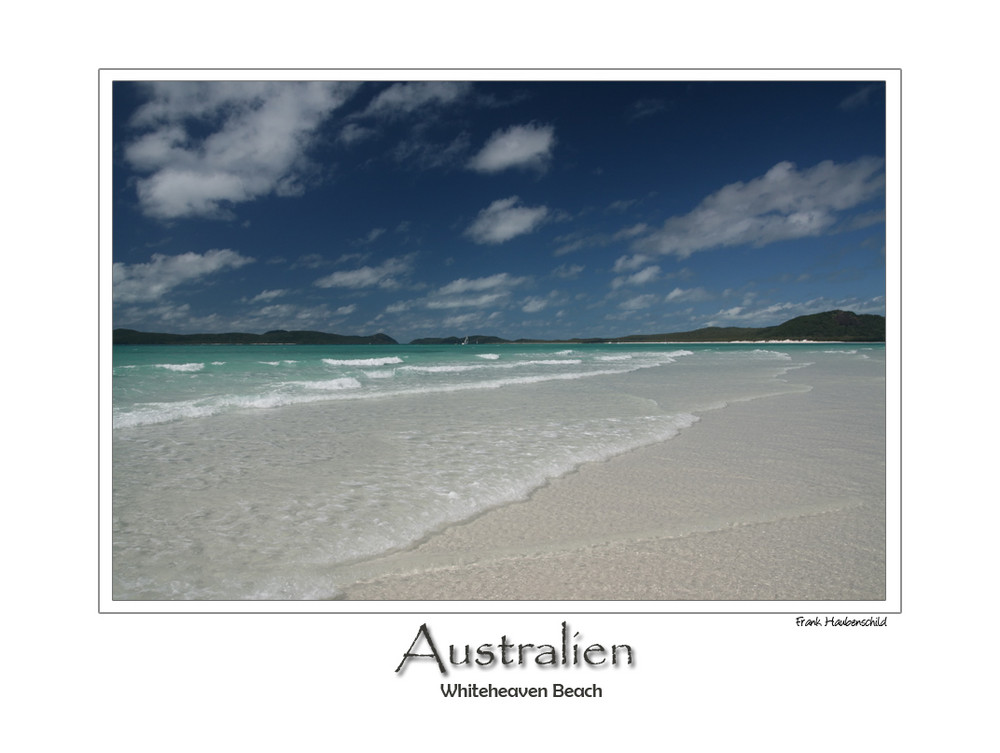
323,357,404,367
292,378,363,391
751,349,792,360
113,342,887,598
400,364,487,374
114,379,359,428
155,363,205,372
519,359,583,366
477,353,501,360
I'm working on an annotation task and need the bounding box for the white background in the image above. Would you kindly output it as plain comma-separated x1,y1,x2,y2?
6,3,992,748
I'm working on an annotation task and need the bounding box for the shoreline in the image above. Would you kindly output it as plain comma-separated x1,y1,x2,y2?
337,353,886,601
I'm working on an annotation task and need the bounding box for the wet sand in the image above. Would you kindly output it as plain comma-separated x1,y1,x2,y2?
339,354,886,601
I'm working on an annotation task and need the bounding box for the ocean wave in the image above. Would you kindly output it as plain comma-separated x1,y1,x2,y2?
322,357,404,367
114,380,361,428
290,378,363,391
400,364,488,374
154,363,205,372
518,359,583,366
751,349,792,360
114,348,692,429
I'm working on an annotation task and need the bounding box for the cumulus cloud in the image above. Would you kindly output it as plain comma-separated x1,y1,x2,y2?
664,286,711,303
124,81,358,219
314,254,415,289
619,294,658,311
389,272,528,314
632,158,885,259
428,273,527,309
465,196,549,244
611,265,661,289
113,249,254,303
363,81,472,117
468,123,556,173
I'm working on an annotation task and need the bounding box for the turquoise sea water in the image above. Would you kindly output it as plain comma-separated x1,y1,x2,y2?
111,341,884,600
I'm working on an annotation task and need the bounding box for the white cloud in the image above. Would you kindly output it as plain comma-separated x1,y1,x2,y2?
613,253,655,273
440,312,484,330
385,300,413,314
426,293,507,310
389,273,528,314
521,296,550,313
628,98,669,121
335,304,358,316
611,265,661,289
468,123,556,173
552,263,584,279
359,228,386,244
633,158,885,259
664,286,711,303
700,296,885,328
314,254,416,289
391,131,471,169
437,273,524,295
465,196,549,244
607,199,636,212
839,84,881,111
113,249,254,303
614,223,650,240
427,273,526,309
619,294,659,311
363,82,472,117
248,289,287,303
125,82,358,219
338,123,375,145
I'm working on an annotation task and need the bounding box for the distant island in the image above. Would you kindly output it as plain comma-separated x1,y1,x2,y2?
113,310,885,346
112,329,398,345
411,310,885,344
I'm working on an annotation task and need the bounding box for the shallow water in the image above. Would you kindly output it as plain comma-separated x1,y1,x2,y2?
111,342,883,600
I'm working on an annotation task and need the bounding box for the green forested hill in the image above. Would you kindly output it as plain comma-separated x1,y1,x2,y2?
113,310,884,346
112,329,398,345
618,310,885,343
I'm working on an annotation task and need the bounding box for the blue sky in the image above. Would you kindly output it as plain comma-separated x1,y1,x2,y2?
112,79,886,341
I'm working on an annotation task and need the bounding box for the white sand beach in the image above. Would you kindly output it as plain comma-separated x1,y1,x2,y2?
338,354,886,601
